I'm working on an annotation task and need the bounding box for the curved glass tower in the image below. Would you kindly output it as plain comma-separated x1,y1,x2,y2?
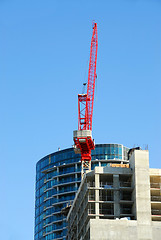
35,144,129,240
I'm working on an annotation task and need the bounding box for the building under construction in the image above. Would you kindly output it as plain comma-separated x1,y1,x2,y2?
67,148,161,240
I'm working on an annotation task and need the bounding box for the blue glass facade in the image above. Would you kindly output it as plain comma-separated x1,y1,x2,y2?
35,144,129,240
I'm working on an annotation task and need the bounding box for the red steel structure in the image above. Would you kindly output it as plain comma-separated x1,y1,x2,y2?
73,22,98,176
78,23,98,131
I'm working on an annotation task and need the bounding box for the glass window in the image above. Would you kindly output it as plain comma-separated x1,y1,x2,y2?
110,147,114,154
119,147,122,155
99,147,104,155
114,147,118,154
104,146,110,155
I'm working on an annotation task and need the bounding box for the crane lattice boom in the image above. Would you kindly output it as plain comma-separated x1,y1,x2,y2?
87,23,98,130
78,23,98,131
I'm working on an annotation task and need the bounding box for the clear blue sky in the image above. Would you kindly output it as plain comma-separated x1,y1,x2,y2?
0,0,161,239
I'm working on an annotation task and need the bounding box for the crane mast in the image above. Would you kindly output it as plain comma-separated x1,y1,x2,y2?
73,22,98,178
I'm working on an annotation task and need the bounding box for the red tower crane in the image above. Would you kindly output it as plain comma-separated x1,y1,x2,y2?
73,22,98,177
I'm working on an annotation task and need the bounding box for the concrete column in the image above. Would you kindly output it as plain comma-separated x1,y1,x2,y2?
95,173,100,219
113,174,120,218
130,150,152,240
